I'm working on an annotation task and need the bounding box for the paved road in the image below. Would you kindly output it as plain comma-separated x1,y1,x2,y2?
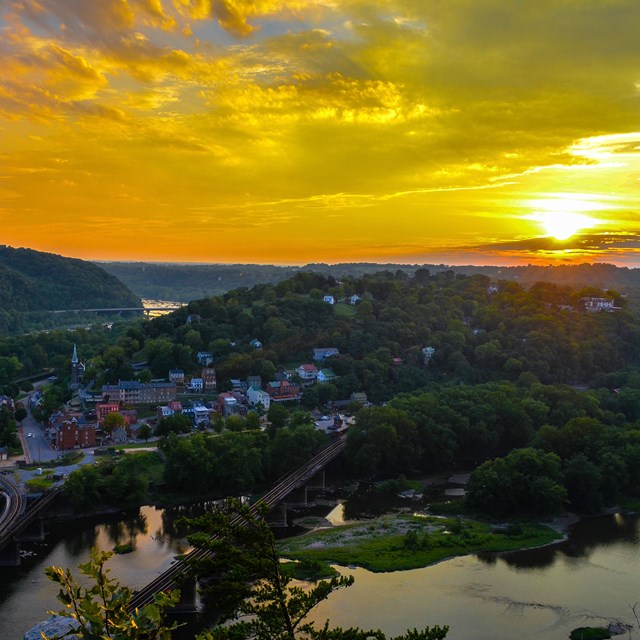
20,393,58,464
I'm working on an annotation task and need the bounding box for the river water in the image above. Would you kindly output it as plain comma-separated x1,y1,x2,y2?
3,505,640,640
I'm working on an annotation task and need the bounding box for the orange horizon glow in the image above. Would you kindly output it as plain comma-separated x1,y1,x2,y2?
2,2,640,267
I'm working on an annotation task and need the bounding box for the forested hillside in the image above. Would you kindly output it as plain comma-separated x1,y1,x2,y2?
120,269,639,403
99,260,640,308
0,246,142,334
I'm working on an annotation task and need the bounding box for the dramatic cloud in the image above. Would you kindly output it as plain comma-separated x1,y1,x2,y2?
2,0,640,263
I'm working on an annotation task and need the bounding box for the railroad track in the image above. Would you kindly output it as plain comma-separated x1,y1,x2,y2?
0,474,24,539
129,436,347,610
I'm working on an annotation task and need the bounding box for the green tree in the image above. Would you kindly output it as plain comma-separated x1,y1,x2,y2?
138,423,153,441
103,412,126,436
14,406,27,424
43,549,180,640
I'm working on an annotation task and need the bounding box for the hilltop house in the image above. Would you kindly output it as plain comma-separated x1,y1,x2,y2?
313,347,340,361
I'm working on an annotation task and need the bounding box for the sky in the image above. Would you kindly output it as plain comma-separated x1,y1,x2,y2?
2,0,640,266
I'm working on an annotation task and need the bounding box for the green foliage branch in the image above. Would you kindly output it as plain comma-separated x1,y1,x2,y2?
43,549,181,639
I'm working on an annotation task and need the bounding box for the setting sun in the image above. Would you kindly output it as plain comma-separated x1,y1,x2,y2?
526,196,608,241
540,211,598,240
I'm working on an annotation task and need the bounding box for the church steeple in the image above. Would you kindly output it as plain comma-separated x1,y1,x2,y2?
70,344,80,388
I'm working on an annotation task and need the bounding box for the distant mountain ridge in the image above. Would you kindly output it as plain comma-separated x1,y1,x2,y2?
0,246,142,312
98,260,640,306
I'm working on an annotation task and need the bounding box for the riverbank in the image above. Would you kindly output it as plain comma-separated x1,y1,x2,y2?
278,513,563,572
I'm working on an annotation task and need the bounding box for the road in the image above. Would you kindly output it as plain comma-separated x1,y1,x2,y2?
19,393,58,464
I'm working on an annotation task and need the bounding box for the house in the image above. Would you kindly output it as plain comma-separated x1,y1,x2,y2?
96,402,120,423
202,368,217,391
168,369,185,384
582,297,615,312
217,392,239,417
323,295,335,305
0,446,7,461
266,380,301,402
49,413,97,451
275,370,294,382
0,396,15,414
168,400,183,413
317,368,336,383
246,375,262,389
192,403,211,425
296,364,318,381
186,314,202,325
188,377,204,392
230,379,248,393
313,348,340,361
349,294,361,305
421,347,435,365
392,357,403,366
157,405,175,420
249,338,263,350
197,351,214,366
248,385,271,411
350,392,368,405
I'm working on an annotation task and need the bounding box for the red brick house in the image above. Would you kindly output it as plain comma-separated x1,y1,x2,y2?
55,418,97,450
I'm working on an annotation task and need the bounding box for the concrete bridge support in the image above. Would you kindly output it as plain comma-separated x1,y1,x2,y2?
268,503,288,528
17,517,45,543
0,540,20,567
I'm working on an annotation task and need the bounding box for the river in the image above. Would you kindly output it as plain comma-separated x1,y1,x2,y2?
3,504,640,640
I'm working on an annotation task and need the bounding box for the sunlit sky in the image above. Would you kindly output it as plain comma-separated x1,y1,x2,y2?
2,1,640,266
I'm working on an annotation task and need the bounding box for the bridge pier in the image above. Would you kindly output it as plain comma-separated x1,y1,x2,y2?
17,517,45,543
268,503,288,528
169,580,198,614
0,540,20,567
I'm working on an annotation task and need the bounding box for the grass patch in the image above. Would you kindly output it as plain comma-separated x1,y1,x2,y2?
281,558,338,581
24,451,84,469
26,476,55,491
113,543,134,554
569,627,610,640
334,303,357,319
428,498,469,515
278,514,561,573
112,442,158,450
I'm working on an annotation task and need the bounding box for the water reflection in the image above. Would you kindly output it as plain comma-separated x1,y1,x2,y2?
478,513,640,571
5,500,640,640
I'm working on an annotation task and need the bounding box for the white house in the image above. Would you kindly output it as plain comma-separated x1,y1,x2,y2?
323,295,335,305
349,294,361,305
189,377,204,392
192,403,211,424
317,368,336,383
248,385,271,410
296,364,318,381
582,297,615,312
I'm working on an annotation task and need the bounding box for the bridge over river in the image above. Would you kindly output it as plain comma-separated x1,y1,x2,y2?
0,476,61,566
128,434,347,610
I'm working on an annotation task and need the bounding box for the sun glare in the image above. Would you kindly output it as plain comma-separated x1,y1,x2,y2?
540,211,597,240
526,195,607,240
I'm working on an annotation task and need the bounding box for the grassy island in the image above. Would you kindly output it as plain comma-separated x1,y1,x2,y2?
278,514,562,572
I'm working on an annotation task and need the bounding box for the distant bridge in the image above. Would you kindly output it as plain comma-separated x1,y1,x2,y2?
50,307,183,316
128,435,347,610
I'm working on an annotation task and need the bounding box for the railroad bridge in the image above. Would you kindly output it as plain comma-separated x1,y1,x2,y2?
128,435,347,611
0,474,60,566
